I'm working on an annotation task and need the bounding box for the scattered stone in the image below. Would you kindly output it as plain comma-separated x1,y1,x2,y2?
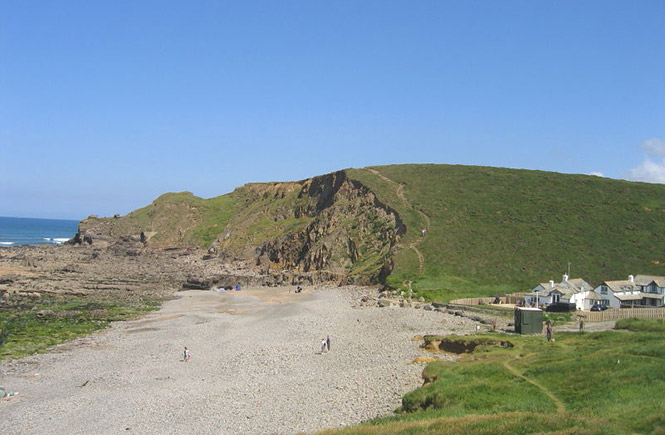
36,310,55,318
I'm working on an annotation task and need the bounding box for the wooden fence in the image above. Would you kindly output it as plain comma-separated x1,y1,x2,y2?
581,307,665,322
449,293,526,306
506,293,526,305
449,297,496,305
448,297,665,322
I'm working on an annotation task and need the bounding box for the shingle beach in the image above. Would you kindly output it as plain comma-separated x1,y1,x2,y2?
1,286,480,434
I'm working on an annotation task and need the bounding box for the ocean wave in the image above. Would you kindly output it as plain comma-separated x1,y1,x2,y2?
0,241,15,245
43,237,70,244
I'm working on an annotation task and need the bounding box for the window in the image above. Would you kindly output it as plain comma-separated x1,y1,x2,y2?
600,286,608,295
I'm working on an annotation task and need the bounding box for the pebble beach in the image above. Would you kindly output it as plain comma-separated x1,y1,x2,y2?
1,286,480,434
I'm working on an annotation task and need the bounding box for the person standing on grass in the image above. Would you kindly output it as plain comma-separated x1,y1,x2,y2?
579,318,585,332
545,321,553,342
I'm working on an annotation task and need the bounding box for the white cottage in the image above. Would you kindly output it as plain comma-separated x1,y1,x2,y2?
525,275,594,310
594,275,665,309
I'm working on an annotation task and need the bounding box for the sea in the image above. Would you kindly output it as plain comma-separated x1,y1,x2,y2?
0,216,79,247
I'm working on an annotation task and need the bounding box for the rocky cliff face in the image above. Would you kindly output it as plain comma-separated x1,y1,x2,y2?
230,171,403,283
70,171,404,285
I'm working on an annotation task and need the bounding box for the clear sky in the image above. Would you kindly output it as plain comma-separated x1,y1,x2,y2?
1,1,664,220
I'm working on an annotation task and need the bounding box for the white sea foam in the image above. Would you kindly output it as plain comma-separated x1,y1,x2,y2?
42,237,69,244
0,241,15,245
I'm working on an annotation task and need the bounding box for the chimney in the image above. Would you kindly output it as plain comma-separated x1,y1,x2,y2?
563,274,569,282
549,280,555,288
628,275,634,283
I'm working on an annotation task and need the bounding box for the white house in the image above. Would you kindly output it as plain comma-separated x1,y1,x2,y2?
525,275,595,310
569,289,602,311
594,275,665,309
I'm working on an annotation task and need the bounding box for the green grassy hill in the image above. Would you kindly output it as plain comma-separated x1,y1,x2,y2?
347,164,665,301
124,191,239,247
81,164,665,301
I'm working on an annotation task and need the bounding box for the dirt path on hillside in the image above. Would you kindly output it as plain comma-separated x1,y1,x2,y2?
0,286,480,434
365,168,430,277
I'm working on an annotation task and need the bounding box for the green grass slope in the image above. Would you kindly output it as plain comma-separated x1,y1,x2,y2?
348,164,665,301
323,320,665,434
216,182,317,250
105,191,238,247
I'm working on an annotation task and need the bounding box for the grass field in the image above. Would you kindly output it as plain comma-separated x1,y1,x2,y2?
322,318,665,434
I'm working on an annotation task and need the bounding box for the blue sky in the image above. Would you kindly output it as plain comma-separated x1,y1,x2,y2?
1,1,664,220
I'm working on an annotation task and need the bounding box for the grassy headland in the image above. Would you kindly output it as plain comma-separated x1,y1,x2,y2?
105,191,239,247
78,164,665,302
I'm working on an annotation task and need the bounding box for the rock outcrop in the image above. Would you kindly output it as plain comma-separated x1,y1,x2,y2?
67,171,405,286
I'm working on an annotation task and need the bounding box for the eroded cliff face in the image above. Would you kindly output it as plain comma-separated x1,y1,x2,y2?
70,171,404,285
214,171,404,284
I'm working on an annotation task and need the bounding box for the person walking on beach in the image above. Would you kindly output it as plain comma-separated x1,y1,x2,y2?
320,338,327,353
183,346,191,362
326,335,331,351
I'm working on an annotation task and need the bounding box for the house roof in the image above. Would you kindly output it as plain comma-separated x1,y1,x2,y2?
614,293,642,301
613,292,664,301
568,278,592,289
552,278,593,297
642,293,663,299
602,275,665,293
530,278,593,298
603,280,639,294
634,275,665,287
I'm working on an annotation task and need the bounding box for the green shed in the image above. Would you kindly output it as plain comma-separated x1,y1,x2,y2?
514,307,543,334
